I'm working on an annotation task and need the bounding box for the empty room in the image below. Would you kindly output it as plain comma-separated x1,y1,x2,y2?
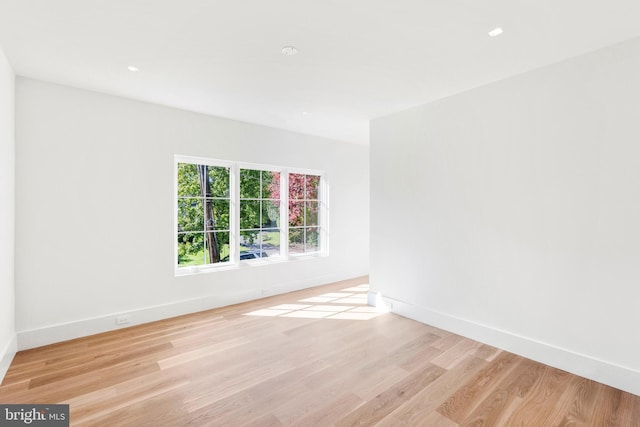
1,1,640,425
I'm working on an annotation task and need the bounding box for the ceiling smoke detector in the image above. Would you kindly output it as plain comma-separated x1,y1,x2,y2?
281,46,298,56
488,27,504,37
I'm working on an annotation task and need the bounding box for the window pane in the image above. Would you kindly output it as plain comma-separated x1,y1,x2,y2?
289,229,304,254
262,199,280,228
177,163,201,197
240,230,259,248
211,199,230,230
178,159,324,269
262,171,280,200
239,230,279,259
240,200,261,229
177,198,204,232
306,227,319,253
305,201,318,226
261,229,280,257
207,166,230,198
289,201,304,227
203,232,230,264
240,169,261,199
306,175,320,199
289,173,305,200
177,232,206,266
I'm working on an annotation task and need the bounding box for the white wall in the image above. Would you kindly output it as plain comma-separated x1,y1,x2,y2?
370,37,640,396
15,78,369,349
0,46,16,382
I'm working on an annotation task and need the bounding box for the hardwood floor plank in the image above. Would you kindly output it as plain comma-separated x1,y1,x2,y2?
242,412,284,427
81,390,189,427
417,412,460,427
501,365,572,425
30,342,173,389
590,386,625,426
156,337,247,370
73,375,189,425
431,332,465,351
397,343,444,372
1,360,161,404
1,276,639,426
473,344,502,362
227,370,318,424
616,389,640,427
458,358,545,426
431,339,483,370
288,392,363,427
554,377,602,426
436,351,521,423
379,356,489,426
335,363,445,426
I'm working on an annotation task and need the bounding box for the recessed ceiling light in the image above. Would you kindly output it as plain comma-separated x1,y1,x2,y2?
488,27,504,37
127,66,140,72
302,111,309,116
281,46,298,56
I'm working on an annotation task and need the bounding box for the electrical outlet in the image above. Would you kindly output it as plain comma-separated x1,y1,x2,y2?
116,315,132,325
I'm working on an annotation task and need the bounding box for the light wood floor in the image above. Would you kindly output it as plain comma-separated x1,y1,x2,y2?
1,277,639,426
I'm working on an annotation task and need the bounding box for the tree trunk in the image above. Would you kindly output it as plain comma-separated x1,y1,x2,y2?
198,165,221,263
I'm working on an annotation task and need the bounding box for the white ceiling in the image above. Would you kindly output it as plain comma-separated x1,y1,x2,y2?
1,0,640,145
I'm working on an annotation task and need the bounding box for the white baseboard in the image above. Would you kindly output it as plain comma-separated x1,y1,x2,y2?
369,291,640,397
16,272,365,351
0,334,17,384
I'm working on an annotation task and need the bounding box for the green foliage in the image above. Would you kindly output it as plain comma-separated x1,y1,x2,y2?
177,234,231,266
240,169,261,198
177,163,200,197
307,227,319,249
177,233,204,264
177,164,321,265
287,227,319,253
240,169,280,245
177,163,230,265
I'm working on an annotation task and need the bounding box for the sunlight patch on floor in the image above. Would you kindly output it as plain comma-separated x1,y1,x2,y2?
271,304,312,310
298,297,337,303
244,284,385,320
282,311,332,319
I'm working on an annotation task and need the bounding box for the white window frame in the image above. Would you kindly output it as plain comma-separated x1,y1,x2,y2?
175,155,328,275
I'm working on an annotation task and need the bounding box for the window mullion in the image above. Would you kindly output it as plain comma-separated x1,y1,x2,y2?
303,175,307,253
320,175,326,254
259,172,263,255
231,164,240,264
281,171,289,259
176,156,324,275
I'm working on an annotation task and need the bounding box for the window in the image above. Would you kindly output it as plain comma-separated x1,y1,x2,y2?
177,162,231,267
175,156,326,273
288,173,321,254
239,169,281,259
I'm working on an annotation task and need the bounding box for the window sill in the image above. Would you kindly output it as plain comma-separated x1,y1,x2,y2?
175,252,327,277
